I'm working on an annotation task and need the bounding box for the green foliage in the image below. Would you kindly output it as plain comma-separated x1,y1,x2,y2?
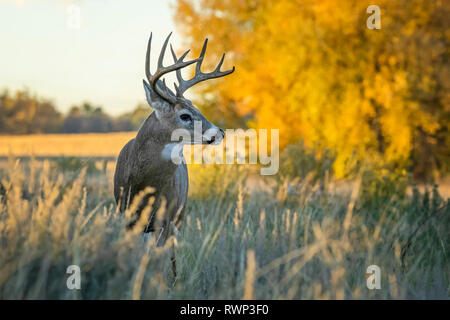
52,157,104,175
188,163,249,200
359,169,410,213
278,141,335,183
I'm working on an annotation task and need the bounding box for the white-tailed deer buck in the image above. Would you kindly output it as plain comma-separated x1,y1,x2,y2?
114,32,234,277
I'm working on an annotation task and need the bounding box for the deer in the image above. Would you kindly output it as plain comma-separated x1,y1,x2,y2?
113,32,234,278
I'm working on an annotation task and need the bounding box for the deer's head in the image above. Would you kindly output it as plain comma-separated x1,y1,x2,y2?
143,33,234,145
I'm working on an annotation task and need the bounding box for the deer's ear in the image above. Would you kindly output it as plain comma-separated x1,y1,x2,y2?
143,80,171,113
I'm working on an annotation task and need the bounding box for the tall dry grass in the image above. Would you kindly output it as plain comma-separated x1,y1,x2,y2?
0,156,448,299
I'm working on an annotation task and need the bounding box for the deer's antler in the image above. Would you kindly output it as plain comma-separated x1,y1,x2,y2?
170,38,235,98
145,32,199,104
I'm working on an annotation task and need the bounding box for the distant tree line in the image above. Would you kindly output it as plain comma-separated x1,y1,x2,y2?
0,89,150,134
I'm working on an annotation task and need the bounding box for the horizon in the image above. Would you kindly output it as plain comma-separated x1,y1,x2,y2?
0,0,186,116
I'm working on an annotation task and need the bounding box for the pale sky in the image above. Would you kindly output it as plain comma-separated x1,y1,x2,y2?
0,0,189,115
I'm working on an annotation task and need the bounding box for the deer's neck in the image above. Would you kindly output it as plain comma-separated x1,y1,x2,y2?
134,112,181,179
136,112,172,146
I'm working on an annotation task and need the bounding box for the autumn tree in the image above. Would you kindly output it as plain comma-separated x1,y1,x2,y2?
114,103,150,131
0,89,62,134
173,0,449,179
62,102,114,133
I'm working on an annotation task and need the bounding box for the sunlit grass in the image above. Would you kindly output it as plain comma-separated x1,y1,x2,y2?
0,133,135,157
0,156,448,299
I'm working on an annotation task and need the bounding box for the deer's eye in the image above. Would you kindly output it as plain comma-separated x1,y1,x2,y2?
179,114,192,122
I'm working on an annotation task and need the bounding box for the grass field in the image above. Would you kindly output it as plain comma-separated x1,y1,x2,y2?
0,134,448,299
0,133,135,157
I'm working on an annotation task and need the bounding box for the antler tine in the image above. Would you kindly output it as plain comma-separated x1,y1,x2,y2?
170,44,189,84
195,38,208,74
173,37,235,97
145,32,153,82
170,45,183,96
155,32,172,74
145,32,199,103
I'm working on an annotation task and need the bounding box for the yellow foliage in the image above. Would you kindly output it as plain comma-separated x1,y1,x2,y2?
174,0,450,178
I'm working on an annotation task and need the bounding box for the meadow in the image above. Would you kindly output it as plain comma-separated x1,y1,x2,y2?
0,133,448,299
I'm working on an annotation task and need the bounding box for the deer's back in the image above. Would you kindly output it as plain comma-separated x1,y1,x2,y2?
113,138,135,210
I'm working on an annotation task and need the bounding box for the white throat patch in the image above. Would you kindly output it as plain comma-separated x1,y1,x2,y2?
161,142,184,163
